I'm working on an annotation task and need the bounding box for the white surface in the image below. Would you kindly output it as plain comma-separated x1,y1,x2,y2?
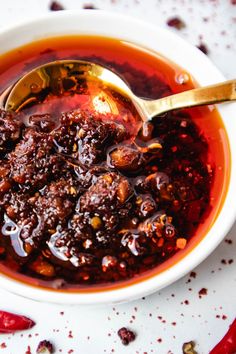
0,0,235,353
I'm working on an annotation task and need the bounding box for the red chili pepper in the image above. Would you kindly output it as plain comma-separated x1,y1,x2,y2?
0,311,35,333
210,318,236,354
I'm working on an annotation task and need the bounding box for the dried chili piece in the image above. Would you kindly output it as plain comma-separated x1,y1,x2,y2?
117,327,136,345
197,43,209,55
83,4,97,9
49,1,64,11
167,17,186,30
210,318,236,354
36,340,54,353
0,310,35,333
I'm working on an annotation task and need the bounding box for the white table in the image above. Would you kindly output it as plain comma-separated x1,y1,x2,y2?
0,1,235,353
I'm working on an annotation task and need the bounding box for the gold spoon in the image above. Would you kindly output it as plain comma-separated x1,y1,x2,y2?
1,60,236,122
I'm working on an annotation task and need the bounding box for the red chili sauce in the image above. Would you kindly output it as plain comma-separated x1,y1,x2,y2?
0,36,230,291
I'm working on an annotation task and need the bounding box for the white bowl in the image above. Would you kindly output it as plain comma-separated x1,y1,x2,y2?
0,10,236,305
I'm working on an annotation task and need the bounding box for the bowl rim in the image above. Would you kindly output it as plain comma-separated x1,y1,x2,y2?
0,9,236,305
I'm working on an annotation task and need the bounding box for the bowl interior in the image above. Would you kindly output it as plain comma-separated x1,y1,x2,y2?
0,10,235,304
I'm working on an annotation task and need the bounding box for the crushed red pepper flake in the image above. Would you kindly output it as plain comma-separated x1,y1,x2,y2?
0,343,6,349
190,271,196,278
36,340,54,354
197,43,209,55
117,327,136,345
221,258,234,265
225,239,233,244
83,3,98,9
25,346,32,354
166,17,186,30
198,288,208,298
49,1,65,11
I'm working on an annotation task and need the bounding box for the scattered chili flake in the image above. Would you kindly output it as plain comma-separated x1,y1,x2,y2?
231,0,236,4
184,300,189,305
59,312,64,316
221,259,227,264
190,271,196,278
197,43,209,55
210,318,236,353
49,1,65,11
222,315,227,320
117,327,136,345
166,17,186,30
225,239,233,244
68,330,73,338
83,3,97,9
198,288,208,298
25,346,32,354
0,311,35,333
157,338,162,343
0,343,6,349
182,341,197,354
229,259,234,264
36,340,54,354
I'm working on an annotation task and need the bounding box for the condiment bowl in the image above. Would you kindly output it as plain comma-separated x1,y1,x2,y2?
0,10,235,305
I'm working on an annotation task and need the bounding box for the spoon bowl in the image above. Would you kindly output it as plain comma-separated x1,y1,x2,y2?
2,59,236,126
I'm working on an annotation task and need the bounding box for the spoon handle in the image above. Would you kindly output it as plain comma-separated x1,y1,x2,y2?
140,79,236,120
